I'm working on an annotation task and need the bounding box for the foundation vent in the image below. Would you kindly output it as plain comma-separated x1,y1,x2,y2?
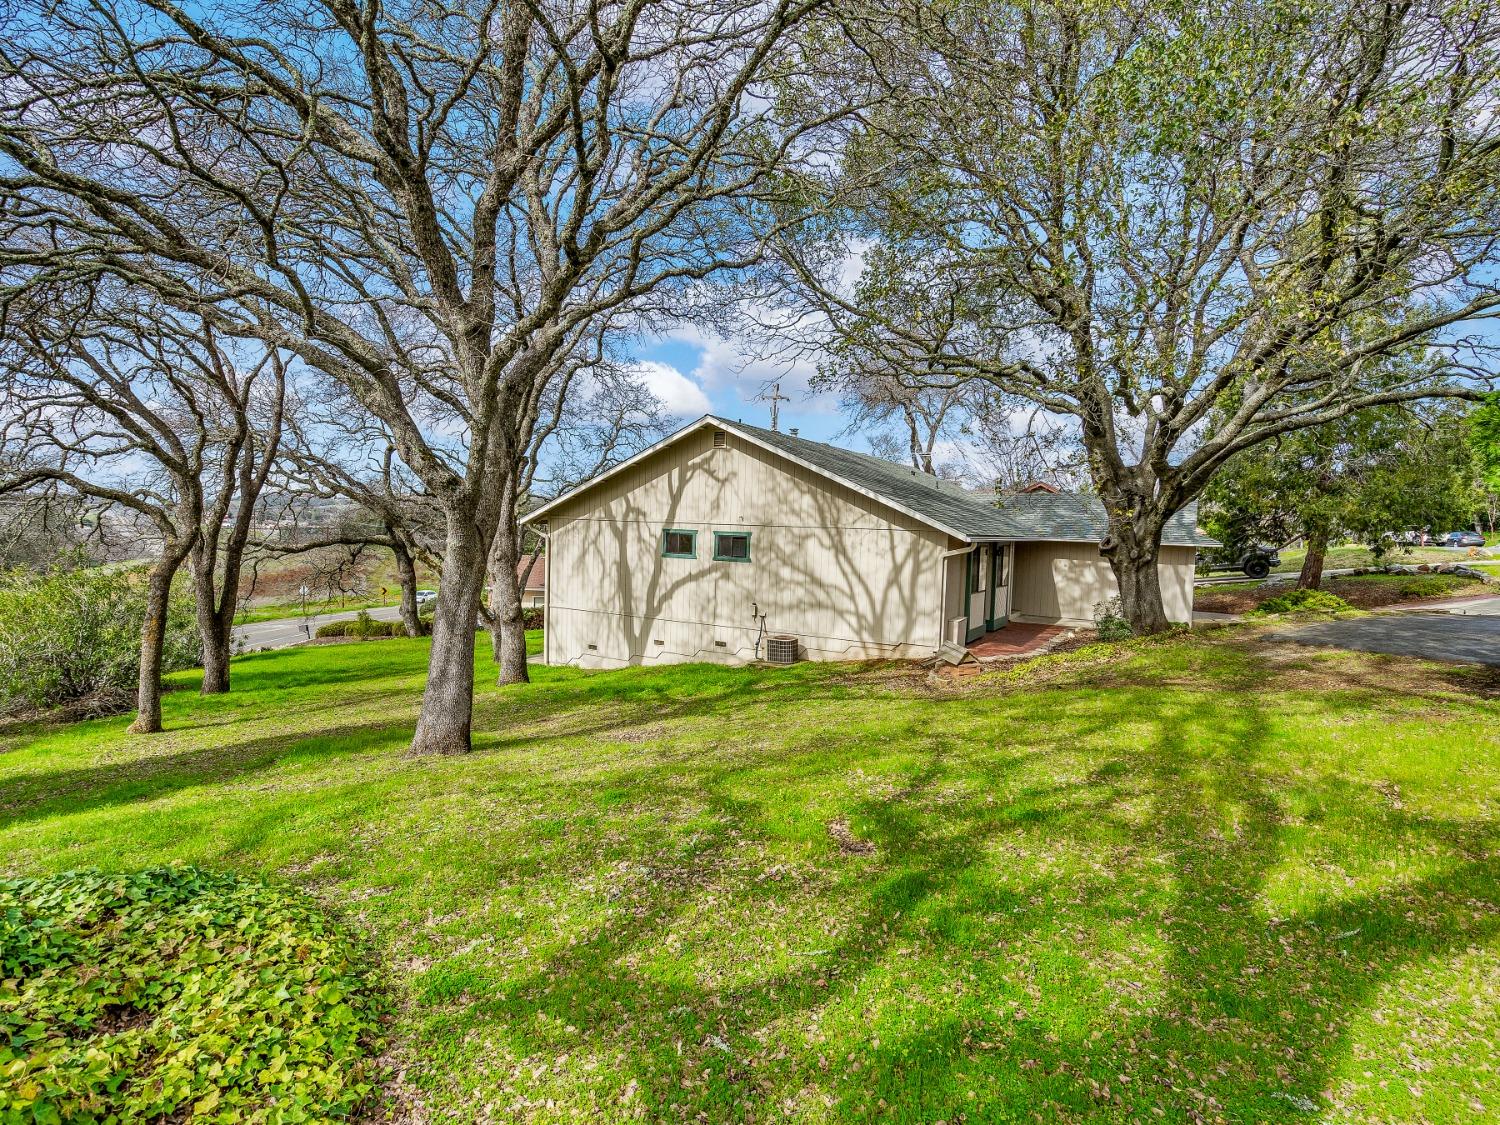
713,430,727,448
766,635,800,665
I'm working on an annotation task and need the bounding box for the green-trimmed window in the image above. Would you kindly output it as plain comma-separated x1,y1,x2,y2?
662,529,697,558
713,531,751,562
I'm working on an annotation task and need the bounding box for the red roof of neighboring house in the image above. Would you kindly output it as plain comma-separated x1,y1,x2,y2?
1015,480,1060,494
518,556,545,592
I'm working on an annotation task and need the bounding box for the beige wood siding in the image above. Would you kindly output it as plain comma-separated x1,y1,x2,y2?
1159,546,1196,622
543,430,950,666
1012,541,1197,627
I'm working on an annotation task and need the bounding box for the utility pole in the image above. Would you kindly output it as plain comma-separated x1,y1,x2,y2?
756,381,790,432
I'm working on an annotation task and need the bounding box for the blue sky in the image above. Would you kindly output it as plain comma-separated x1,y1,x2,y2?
632,325,850,445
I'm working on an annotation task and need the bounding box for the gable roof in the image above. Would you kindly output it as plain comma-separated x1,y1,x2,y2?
518,556,544,591
522,415,1218,548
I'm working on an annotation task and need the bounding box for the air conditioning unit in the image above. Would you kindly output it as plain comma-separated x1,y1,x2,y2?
766,634,800,664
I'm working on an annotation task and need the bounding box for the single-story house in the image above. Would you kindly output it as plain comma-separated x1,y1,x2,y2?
517,556,545,608
521,416,1217,667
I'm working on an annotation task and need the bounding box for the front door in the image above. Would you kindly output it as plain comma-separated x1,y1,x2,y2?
965,546,989,643
987,544,1009,630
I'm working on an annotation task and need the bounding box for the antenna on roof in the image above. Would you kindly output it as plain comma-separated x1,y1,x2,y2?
754,381,790,432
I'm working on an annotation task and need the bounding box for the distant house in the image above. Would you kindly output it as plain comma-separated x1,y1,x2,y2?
518,556,545,608
521,417,1216,667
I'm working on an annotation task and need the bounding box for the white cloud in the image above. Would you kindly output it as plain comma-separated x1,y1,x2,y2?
688,334,831,409
631,360,713,417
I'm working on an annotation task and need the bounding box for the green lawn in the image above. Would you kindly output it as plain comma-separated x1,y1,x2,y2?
2,630,1497,1123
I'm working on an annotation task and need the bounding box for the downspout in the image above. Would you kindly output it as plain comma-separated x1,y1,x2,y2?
535,525,550,667
937,542,975,651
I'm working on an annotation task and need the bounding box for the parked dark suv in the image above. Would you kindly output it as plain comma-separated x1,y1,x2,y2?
1201,544,1282,579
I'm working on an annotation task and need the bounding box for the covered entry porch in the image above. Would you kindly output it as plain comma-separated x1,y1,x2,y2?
957,540,1014,644
967,620,1068,659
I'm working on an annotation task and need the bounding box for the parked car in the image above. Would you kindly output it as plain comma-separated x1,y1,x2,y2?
1442,530,1486,548
1394,530,1436,547
415,589,438,606
1200,544,1281,579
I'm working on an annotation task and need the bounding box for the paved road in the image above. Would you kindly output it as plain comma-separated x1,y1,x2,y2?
1273,611,1500,666
1433,596,1500,616
234,605,406,651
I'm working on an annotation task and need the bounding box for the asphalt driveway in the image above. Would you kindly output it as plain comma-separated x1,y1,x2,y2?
1273,611,1500,666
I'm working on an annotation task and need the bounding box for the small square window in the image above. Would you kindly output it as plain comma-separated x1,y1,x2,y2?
662,529,696,559
713,531,751,562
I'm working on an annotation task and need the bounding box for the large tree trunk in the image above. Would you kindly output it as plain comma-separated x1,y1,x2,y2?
408,520,487,755
488,518,530,685
1097,487,1173,635
129,559,177,733
1298,523,1330,590
392,536,423,637
1105,540,1171,635
192,553,233,695
199,615,232,694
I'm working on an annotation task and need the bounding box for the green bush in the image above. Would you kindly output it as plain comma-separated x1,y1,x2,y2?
1092,597,1134,642
0,561,200,716
315,614,403,640
521,607,544,630
1395,574,1460,599
1249,588,1353,616
0,867,384,1124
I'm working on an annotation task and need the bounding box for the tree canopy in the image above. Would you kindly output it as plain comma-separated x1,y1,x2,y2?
775,0,1500,630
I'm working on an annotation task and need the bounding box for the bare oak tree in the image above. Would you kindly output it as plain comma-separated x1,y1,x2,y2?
777,0,1500,631
275,412,446,642
1,0,829,751
0,286,284,729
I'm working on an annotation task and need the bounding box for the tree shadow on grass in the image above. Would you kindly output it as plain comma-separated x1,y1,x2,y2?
400,675,1497,1123
5,637,1494,1121
398,700,1135,1116
823,689,1499,1123
0,720,408,827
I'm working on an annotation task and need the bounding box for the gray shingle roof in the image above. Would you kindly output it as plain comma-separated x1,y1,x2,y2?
992,490,1216,547
730,420,1217,548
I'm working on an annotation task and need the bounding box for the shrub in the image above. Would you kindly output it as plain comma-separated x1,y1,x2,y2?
315,617,401,639
1248,588,1352,616
521,606,544,630
0,561,200,716
0,866,384,1123
1395,574,1459,599
1092,597,1134,641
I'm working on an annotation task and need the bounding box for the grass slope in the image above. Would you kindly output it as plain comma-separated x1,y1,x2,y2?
1,631,1496,1124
